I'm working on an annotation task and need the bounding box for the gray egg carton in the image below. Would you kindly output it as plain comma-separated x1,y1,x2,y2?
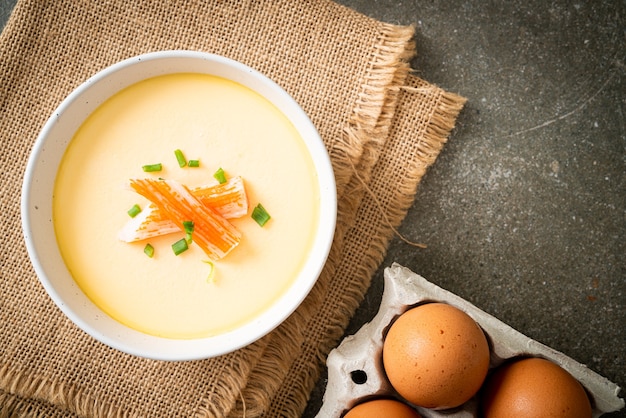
316,263,624,418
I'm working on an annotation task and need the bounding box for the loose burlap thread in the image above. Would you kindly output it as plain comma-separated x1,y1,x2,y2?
0,0,465,416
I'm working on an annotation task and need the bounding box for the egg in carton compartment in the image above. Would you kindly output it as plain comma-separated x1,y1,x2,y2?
316,263,625,418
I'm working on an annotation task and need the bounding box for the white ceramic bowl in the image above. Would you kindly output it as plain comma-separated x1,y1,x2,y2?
21,50,336,361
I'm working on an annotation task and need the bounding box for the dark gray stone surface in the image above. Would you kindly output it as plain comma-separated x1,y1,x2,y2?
307,1,625,417
1,0,623,416
0,0,12,28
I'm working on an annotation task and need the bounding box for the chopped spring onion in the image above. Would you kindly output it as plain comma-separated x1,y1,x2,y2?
251,203,271,227
174,149,187,167
143,243,155,258
183,220,195,243
142,163,163,172
171,238,189,256
127,204,142,218
213,167,227,184
188,159,200,167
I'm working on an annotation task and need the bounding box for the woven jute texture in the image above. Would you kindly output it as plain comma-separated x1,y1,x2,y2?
0,0,465,416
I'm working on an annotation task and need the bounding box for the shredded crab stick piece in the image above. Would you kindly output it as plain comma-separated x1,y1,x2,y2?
118,204,181,242
191,175,248,219
127,178,242,261
118,176,248,243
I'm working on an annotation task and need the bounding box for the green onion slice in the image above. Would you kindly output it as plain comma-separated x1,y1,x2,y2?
251,203,271,227
188,159,200,167
127,204,141,218
142,163,162,172
174,149,187,167
213,167,227,184
172,238,189,255
183,220,195,243
143,243,155,258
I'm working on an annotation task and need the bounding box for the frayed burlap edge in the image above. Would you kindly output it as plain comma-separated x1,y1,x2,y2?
0,329,269,418
0,363,128,418
265,82,467,417
0,388,66,418
223,23,416,418
193,345,271,418
333,82,469,320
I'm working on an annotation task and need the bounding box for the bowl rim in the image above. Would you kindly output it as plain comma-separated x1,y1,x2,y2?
21,50,337,361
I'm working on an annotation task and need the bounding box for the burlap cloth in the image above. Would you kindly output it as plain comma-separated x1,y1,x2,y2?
0,1,465,416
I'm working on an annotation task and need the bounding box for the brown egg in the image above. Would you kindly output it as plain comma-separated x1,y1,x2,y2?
343,398,422,418
480,357,592,418
382,302,490,409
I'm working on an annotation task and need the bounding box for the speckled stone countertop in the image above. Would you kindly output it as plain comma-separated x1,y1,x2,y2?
305,1,624,416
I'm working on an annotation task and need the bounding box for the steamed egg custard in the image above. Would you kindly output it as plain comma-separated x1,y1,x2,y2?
53,73,320,339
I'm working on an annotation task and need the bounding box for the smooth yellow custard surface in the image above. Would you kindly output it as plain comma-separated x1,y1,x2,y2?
53,73,320,339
